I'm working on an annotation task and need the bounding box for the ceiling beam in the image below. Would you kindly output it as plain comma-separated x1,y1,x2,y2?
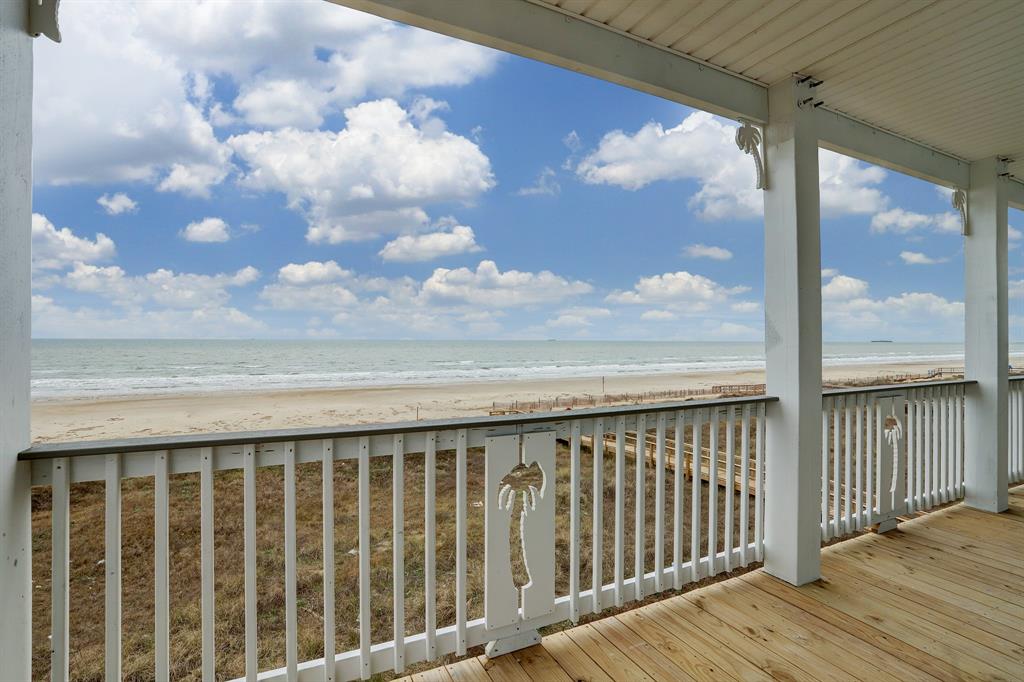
329,0,978,193
815,107,970,189
328,0,768,121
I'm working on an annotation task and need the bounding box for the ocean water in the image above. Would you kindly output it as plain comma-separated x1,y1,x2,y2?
30,339,1015,400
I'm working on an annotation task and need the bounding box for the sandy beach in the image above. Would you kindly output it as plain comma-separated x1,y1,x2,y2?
31,358,965,443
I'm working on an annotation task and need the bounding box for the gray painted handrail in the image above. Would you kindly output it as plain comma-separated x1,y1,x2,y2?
821,378,976,398
20,393,778,460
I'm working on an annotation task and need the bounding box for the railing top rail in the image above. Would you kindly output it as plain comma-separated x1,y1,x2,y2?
1010,375,1024,382
19,393,778,461
822,378,976,398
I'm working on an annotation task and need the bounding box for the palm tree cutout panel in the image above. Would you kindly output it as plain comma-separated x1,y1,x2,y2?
484,432,556,631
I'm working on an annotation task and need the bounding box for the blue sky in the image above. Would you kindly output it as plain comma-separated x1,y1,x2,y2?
30,1,1021,341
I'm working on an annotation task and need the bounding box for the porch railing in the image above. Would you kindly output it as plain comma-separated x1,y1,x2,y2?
820,379,973,542
23,395,771,682
1010,376,1024,485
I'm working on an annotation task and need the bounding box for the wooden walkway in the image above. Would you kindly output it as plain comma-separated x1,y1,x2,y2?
404,486,1024,682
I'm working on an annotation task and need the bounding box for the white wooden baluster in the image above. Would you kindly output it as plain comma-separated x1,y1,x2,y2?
915,390,924,509
614,416,625,607
855,397,863,529
865,396,874,526
707,409,718,576
393,434,405,673
821,399,830,541
690,410,703,581
673,410,685,586
832,397,841,538
940,387,949,503
455,429,467,656
843,399,852,534
925,388,934,507
424,432,437,659
322,440,335,682
892,396,907,520
243,445,257,682
357,436,371,680
739,406,749,567
284,442,298,681
913,391,921,507
51,458,70,682
105,453,122,682
754,403,765,561
654,413,666,592
634,414,647,600
592,418,604,613
569,420,581,622
723,406,734,572
955,387,964,494
154,451,170,682
876,395,892,522
200,447,215,682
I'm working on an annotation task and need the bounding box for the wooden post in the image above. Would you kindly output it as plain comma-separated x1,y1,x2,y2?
763,77,823,586
0,1,34,676
964,157,1009,512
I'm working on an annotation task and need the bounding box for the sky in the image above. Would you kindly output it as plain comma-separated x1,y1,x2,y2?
29,0,1023,342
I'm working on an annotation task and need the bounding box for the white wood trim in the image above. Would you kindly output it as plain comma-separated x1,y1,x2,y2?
763,77,823,586
965,158,1010,512
0,2,33,675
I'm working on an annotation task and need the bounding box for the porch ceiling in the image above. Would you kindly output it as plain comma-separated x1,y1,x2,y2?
538,0,1024,179
334,0,1024,183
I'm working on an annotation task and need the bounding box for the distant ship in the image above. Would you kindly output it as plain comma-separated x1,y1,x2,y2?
870,339,893,343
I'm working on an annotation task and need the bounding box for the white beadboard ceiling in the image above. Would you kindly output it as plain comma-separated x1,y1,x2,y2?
538,0,1024,179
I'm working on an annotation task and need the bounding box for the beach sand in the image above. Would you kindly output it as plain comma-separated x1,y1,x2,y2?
31,358,960,443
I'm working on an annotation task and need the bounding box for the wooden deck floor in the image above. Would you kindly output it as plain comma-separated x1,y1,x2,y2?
405,486,1024,682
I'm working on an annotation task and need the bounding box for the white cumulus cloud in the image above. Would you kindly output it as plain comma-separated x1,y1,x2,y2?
422,260,591,307
32,213,116,271
181,217,231,242
97,193,138,215
229,99,495,242
575,111,887,220
516,167,560,197
821,274,869,300
379,224,483,262
870,208,960,234
683,244,732,260
278,261,350,285
65,263,258,309
900,251,948,265
606,271,748,307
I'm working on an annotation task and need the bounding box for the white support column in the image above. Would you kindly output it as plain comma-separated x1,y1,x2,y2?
0,1,34,678
763,78,822,586
964,157,1009,512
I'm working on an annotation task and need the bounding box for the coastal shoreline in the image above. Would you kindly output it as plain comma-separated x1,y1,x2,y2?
30,357,991,443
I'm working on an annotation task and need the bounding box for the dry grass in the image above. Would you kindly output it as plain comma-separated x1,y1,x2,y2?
31,423,758,681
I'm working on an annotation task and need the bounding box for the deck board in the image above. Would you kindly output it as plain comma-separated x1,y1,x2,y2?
399,486,1024,682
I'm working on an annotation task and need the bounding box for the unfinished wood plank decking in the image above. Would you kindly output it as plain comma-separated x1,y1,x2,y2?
404,486,1024,682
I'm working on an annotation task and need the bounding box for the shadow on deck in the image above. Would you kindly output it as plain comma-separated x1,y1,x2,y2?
406,485,1024,681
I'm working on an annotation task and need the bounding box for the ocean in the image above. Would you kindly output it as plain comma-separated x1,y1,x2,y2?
30,339,1018,400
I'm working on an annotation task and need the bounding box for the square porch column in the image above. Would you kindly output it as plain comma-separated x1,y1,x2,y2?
762,77,822,586
0,0,34,677
964,157,1009,512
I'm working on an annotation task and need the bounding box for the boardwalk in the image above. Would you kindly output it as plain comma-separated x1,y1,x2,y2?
405,486,1024,682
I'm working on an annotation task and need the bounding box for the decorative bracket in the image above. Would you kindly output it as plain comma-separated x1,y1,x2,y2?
735,120,766,190
28,0,61,43
951,188,968,236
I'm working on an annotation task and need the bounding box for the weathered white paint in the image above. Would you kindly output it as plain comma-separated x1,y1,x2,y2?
0,2,33,676
762,78,822,586
964,157,1009,512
